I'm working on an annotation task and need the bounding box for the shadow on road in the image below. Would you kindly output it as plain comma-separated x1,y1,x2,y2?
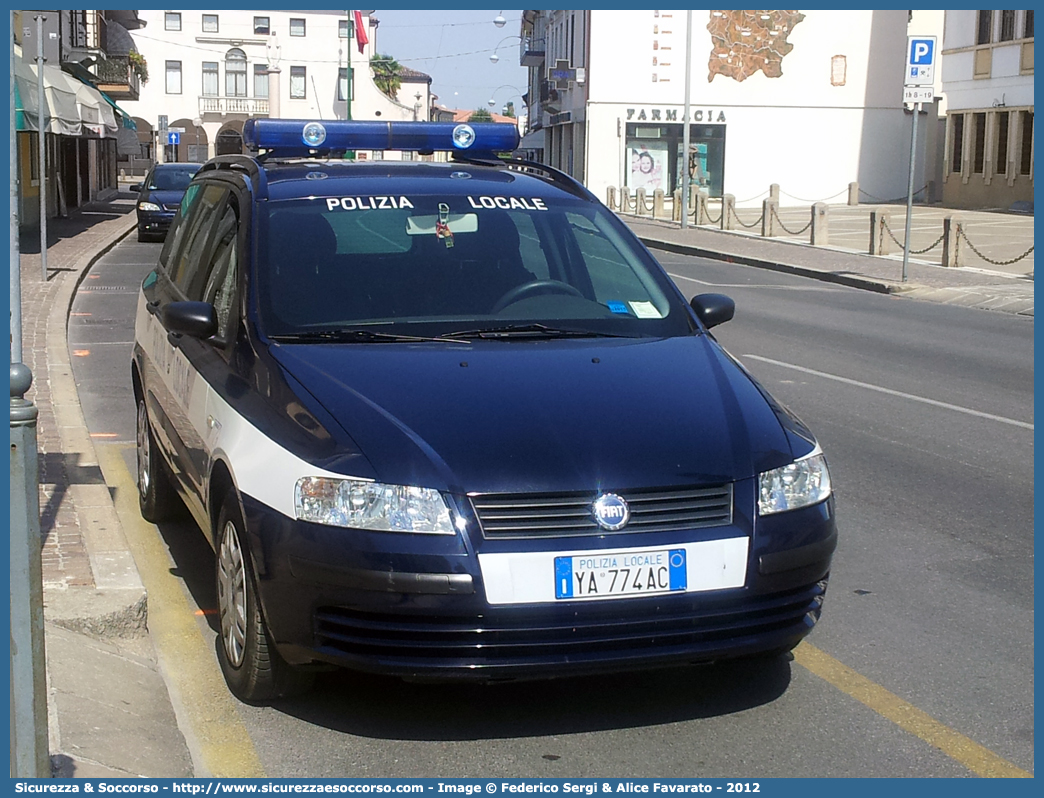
274,654,792,740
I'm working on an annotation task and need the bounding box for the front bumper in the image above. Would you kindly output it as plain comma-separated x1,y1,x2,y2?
136,211,176,236
241,489,836,682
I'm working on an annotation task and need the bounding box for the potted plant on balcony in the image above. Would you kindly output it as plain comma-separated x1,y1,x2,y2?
128,51,149,84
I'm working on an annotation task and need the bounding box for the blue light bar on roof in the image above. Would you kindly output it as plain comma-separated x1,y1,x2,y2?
242,119,520,156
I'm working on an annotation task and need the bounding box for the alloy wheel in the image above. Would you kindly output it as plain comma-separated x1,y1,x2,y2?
136,400,151,500
217,519,248,669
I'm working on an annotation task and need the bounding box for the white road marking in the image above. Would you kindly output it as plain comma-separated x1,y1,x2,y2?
667,271,844,291
742,354,1033,431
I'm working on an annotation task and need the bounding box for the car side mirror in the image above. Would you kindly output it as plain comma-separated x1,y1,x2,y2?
690,293,735,329
162,301,219,340
130,183,144,193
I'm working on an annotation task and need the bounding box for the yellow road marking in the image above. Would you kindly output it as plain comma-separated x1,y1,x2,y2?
96,443,266,778
794,642,1032,778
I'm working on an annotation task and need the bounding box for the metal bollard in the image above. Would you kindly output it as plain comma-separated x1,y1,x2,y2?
811,202,829,246
722,194,736,231
869,208,891,255
762,198,778,237
620,187,632,214
10,363,50,778
696,190,710,225
942,215,960,267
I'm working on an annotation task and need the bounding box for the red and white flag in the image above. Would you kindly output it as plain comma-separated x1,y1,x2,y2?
354,10,369,54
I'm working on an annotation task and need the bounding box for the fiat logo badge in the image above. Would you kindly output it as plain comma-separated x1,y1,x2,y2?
592,493,630,531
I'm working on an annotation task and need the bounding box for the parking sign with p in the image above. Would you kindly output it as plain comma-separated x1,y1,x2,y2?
906,35,936,85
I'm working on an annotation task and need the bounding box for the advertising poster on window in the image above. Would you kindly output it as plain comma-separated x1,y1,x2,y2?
676,142,710,191
628,142,669,193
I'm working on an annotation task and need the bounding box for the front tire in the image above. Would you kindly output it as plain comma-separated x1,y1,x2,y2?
215,490,313,703
137,396,181,522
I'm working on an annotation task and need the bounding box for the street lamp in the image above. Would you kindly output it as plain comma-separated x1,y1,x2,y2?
489,35,521,64
494,13,506,28
488,84,524,108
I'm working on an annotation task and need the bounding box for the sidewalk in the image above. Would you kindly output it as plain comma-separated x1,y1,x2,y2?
14,188,1033,779
621,204,1034,317
16,188,195,777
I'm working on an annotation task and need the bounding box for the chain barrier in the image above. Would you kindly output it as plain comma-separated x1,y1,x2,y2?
730,204,764,229
770,206,813,236
736,191,769,205
704,204,723,225
957,225,1035,265
779,187,848,204
880,218,946,254
881,218,904,249
858,185,927,204
640,193,656,214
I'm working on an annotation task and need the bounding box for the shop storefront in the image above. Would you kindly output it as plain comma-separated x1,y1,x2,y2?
625,118,726,197
14,45,134,227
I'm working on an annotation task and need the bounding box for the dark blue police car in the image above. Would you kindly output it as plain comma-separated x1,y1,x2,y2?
132,162,203,242
132,119,836,703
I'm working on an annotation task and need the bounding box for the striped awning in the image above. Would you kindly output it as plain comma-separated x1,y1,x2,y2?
14,45,120,137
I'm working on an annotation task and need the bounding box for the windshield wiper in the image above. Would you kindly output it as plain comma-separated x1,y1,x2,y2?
436,323,631,340
270,329,462,344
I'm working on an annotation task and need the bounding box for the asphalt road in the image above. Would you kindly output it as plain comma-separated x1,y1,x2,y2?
69,238,1033,778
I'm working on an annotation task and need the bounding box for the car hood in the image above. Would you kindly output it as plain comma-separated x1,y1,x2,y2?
269,336,798,495
142,189,185,206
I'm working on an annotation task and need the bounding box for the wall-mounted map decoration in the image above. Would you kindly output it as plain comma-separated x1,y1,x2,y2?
707,10,805,82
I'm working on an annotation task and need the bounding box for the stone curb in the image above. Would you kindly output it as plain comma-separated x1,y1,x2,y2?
42,213,147,639
634,234,926,296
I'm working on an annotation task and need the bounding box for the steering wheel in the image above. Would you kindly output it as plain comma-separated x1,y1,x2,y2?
490,280,585,314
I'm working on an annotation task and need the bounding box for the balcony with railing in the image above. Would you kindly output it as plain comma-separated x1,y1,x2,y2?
93,55,140,101
198,96,271,116
520,35,545,68
69,10,108,53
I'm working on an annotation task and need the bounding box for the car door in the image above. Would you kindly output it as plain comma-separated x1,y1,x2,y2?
145,181,231,519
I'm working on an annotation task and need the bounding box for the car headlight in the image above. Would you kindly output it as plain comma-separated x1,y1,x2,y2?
138,201,162,212
758,450,832,515
295,476,455,534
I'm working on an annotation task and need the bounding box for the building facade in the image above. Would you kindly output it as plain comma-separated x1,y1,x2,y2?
14,9,142,228
122,10,432,168
521,10,948,208
940,10,1034,209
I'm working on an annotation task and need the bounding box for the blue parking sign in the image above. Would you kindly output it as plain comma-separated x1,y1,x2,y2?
905,35,936,86
909,38,934,65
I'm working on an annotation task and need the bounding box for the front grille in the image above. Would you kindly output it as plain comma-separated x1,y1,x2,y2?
471,484,733,539
313,581,825,671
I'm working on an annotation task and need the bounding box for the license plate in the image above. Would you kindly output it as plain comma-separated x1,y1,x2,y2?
554,548,687,600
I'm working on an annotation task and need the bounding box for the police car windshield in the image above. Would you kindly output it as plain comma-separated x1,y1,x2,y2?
258,194,692,339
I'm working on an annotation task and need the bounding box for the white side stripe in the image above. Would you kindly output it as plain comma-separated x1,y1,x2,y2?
205,388,372,520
